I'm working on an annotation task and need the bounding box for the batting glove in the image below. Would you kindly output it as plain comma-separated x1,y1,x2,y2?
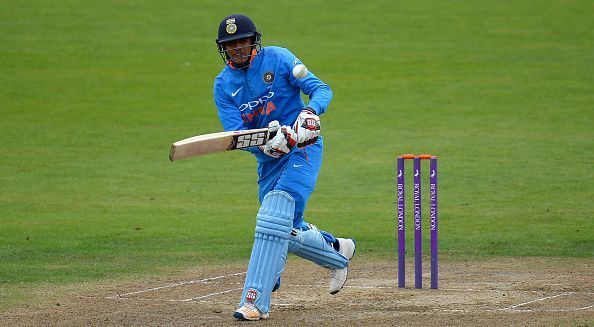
292,108,320,148
261,120,297,158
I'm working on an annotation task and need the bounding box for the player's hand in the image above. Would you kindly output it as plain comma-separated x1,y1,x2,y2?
292,108,320,148
261,120,297,158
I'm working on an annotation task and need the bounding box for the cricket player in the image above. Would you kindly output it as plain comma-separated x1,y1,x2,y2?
213,14,356,321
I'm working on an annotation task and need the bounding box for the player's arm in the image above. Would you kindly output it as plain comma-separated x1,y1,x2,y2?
284,51,330,147
288,59,333,116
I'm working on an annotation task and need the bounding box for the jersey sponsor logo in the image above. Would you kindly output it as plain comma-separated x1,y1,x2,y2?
239,91,277,123
239,91,275,112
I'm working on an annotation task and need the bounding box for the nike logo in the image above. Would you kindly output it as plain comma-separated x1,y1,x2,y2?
231,87,243,97
293,164,304,168
414,169,419,177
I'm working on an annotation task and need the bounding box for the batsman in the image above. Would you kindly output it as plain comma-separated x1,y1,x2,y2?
213,14,356,320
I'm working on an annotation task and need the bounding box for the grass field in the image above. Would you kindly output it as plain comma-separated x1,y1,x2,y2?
1,0,593,312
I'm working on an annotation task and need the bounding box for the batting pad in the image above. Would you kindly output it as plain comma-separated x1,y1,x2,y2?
240,190,294,314
288,228,349,270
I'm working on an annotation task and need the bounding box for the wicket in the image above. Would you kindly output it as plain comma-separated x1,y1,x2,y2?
397,154,438,289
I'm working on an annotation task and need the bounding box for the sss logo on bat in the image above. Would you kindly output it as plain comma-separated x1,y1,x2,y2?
235,132,267,148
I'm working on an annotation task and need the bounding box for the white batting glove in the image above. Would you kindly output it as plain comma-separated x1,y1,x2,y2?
260,120,297,158
292,108,321,148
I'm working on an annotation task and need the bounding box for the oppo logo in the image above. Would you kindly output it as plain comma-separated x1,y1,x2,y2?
239,91,275,112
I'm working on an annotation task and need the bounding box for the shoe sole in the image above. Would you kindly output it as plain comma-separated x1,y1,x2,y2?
233,311,269,321
233,311,257,321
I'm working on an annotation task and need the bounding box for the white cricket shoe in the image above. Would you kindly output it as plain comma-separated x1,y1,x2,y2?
233,302,269,321
329,238,356,295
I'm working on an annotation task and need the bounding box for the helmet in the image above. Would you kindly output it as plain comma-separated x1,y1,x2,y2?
216,14,261,45
216,14,262,66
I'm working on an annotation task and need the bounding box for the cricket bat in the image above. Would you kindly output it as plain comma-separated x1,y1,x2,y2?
169,128,269,161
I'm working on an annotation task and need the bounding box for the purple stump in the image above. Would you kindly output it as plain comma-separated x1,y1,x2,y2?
430,157,439,289
397,157,406,288
413,157,422,289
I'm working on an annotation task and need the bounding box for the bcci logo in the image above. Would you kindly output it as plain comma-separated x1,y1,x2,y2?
226,18,237,34
263,71,274,83
246,289,258,302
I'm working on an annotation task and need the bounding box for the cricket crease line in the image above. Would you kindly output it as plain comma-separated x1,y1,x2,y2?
505,305,593,313
172,285,387,302
283,284,389,290
221,281,392,290
175,287,243,302
106,271,246,299
499,292,579,311
344,285,389,289
170,285,388,303
85,295,237,305
438,289,594,295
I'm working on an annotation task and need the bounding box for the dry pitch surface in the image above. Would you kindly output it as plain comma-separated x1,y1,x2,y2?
2,258,592,326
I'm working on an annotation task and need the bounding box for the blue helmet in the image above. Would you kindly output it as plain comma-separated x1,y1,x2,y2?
216,14,262,66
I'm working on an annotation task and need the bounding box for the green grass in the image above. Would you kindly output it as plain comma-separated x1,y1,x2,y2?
1,0,593,310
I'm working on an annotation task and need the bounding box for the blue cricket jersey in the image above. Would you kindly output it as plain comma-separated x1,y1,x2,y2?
213,46,332,164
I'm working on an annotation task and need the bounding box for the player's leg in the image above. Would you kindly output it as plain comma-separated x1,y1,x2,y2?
288,225,348,269
257,163,290,294
233,190,295,320
275,139,357,294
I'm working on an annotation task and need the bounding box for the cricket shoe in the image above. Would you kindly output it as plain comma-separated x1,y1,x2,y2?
329,238,356,295
233,302,269,321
